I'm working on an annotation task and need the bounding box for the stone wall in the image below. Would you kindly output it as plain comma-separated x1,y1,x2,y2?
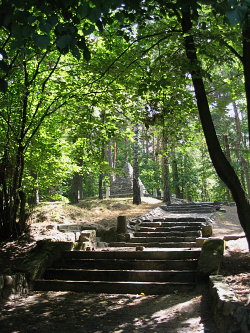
0,241,74,302
209,275,250,333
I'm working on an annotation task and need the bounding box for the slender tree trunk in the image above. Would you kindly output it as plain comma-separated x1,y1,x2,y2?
162,132,171,204
133,125,141,205
223,134,232,163
181,7,250,248
242,27,250,143
171,148,182,198
98,174,104,200
233,102,250,198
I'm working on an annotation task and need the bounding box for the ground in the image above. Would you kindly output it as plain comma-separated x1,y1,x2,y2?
0,198,249,332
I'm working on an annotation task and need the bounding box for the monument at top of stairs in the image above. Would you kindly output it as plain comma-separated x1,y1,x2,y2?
110,162,148,198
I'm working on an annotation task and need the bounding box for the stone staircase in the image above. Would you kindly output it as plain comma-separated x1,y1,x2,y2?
33,203,214,295
161,202,219,214
110,217,209,248
33,249,201,294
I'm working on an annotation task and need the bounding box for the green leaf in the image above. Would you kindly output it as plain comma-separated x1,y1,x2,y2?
0,78,8,93
34,35,50,49
56,34,72,50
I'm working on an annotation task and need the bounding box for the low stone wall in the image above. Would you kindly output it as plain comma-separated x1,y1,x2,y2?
0,241,74,302
209,275,250,333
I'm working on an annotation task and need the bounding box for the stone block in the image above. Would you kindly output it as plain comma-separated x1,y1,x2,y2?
117,216,127,234
209,275,250,333
197,239,225,277
78,230,96,242
202,225,213,237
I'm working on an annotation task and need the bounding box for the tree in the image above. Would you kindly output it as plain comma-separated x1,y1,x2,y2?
133,124,141,205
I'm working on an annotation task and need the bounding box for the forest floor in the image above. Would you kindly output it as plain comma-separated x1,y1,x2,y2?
0,197,249,332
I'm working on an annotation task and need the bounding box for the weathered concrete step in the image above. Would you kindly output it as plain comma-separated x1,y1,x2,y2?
140,222,205,228
138,226,202,232
44,269,196,282
108,242,198,248
129,236,196,243
143,217,207,222
33,280,195,294
134,231,200,237
64,250,201,260
53,258,198,270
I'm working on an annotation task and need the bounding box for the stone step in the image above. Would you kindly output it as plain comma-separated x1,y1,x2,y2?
33,280,195,294
44,268,196,282
134,231,200,237
138,226,202,232
139,222,205,228
129,236,196,243
144,217,207,222
166,209,215,214
161,203,216,208
108,242,198,248
63,250,201,260
53,258,198,270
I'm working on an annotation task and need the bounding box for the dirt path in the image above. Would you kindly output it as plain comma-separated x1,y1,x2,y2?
0,286,217,333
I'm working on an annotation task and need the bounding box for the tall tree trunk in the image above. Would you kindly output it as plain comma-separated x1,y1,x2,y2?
242,27,250,143
171,148,182,198
98,174,104,200
133,125,141,205
69,172,82,203
233,102,250,198
223,134,232,163
162,132,171,204
181,6,250,248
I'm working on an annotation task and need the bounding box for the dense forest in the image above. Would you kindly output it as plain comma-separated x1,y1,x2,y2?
0,0,249,245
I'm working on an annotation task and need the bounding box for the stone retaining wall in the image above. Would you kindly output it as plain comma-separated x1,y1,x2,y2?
209,275,250,333
0,241,74,302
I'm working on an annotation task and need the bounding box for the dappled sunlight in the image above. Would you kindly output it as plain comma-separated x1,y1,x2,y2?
0,291,214,332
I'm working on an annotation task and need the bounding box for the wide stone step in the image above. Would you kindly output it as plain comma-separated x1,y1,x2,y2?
108,242,198,248
53,258,198,270
161,203,216,209
138,226,202,232
129,236,196,243
134,231,200,237
140,222,205,228
63,250,201,260
166,209,215,214
144,217,207,222
33,280,195,294
44,269,196,282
